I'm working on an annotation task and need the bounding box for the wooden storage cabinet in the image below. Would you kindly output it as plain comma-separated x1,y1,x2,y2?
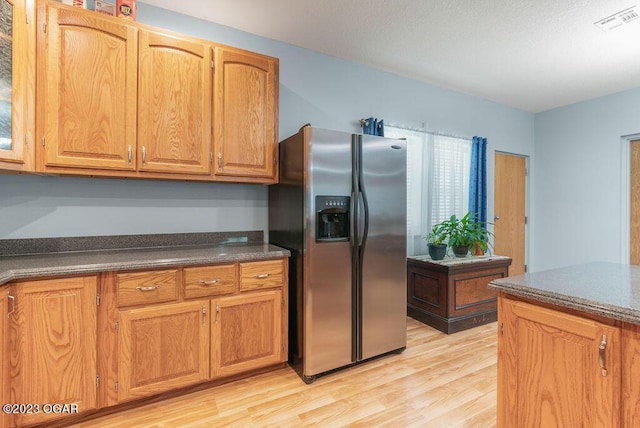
213,45,278,182
4,276,98,427
212,290,283,378
117,300,210,402
407,255,511,333
498,295,621,427
0,257,287,426
108,258,287,402
138,29,212,175
0,0,35,171
35,2,279,184
42,5,138,171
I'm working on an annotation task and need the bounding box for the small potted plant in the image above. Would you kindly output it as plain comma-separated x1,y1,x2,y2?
425,223,448,260
439,212,492,258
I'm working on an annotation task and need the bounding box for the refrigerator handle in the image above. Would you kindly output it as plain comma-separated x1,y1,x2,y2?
352,134,369,249
357,148,369,251
351,135,359,249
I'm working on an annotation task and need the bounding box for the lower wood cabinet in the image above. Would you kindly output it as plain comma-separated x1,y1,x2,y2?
498,295,621,427
117,300,210,402
0,257,288,426
4,276,98,427
213,290,283,378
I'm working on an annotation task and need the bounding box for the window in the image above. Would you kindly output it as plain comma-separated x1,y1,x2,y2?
386,125,472,256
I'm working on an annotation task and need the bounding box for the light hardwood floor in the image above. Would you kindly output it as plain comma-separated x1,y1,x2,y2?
73,318,498,427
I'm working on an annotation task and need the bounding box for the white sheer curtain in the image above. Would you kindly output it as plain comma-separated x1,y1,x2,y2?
386,125,471,256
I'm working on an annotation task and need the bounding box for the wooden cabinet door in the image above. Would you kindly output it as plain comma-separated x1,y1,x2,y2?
0,0,35,171
213,46,277,181
118,301,209,402
212,290,283,378
7,276,97,427
498,296,621,428
138,30,211,175
43,5,137,171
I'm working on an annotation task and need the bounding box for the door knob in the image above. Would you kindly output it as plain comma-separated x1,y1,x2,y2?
494,216,501,221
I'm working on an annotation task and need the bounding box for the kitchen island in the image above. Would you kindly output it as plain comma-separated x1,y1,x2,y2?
489,262,640,427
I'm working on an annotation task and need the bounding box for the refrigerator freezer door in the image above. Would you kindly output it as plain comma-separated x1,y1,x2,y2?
304,128,354,377
359,135,407,360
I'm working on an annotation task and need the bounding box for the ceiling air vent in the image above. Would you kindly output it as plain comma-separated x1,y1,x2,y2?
594,5,639,31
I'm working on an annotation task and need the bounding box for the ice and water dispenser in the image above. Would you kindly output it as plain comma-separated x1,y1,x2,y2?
315,195,350,242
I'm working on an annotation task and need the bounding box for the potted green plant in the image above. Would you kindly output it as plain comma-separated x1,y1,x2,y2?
439,212,492,258
425,223,448,260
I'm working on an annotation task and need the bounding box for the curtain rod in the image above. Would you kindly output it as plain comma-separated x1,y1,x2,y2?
385,122,472,141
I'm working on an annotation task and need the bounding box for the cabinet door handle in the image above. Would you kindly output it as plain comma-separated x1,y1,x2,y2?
135,284,162,292
217,152,223,170
599,334,608,377
215,303,220,323
7,291,15,318
199,279,219,286
127,145,132,166
254,273,270,279
142,146,147,165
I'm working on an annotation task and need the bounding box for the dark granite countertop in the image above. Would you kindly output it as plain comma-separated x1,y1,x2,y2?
408,254,511,266
489,262,640,324
0,232,290,287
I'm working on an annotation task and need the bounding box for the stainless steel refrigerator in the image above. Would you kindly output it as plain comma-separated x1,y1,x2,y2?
269,125,407,383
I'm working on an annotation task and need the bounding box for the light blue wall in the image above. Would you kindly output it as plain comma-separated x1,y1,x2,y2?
0,3,534,239
534,87,640,271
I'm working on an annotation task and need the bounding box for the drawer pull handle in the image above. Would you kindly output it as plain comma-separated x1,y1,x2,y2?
255,273,270,279
136,284,162,292
599,334,608,377
199,279,219,286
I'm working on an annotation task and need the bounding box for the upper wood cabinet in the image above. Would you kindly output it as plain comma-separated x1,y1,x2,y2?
0,0,35,171
34,3,279,183
498,295,621,427
43,5,137,171
213,46,278,182
5,276,98,427
138,30,212,175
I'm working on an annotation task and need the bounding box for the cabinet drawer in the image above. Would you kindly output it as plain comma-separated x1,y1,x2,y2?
240,259,284,291
117,269,179,307
184,264,237,298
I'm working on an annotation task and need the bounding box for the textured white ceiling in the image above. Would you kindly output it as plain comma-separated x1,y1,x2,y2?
141,0,640,112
